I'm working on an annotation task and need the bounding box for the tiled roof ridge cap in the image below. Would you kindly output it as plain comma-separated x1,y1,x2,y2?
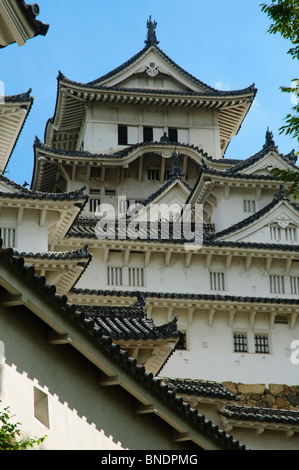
226,141,298,175
18,1,49,37
35,136,223,164
58,75,256,98
69,287,299,305
200,159,280,181
0,171,88,200
0,240,245,450
13,243,90,260
3,89,33,102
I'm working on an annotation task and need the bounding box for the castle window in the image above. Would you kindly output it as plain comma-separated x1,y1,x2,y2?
270,225,297,242
107,267,123,286
233,333,248,353
34,387,50,429
143,127,153,143
290,276,299,294
118,125,128,145
270,275,285,294
148,168,160,181
89,189,101,213
128,267,145,287
0,228,16,247
270,226,281,241
210,272,225,291
254,334,269,354
243,200,256,213
91,167,101,178
168,128,178,143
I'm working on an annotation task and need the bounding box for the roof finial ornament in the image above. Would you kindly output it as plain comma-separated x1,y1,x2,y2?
263,127,276,149
170,147,184,178
145,16,159,46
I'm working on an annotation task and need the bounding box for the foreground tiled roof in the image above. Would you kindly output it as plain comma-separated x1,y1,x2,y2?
220,405,299,425
0,241,246,450
162,378,239,401
77,304,181,342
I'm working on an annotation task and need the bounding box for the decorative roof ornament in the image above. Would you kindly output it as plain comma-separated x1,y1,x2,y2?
145,16,159,46
263,127,276,149
170,148,184,178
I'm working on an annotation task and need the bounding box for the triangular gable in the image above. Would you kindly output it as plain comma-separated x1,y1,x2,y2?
128,177,190,222
92,45,210,93
213,194,299,243
227,130,298,177
0,175,29,194
230,150,298,177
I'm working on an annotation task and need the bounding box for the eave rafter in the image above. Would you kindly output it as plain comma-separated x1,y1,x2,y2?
47,77,255,156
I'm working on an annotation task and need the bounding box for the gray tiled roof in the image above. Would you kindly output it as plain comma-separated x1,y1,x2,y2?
0,173,88,202
220,405,299,425
13,244,91,261
162,378,239,401
0,241,246,450
71,287,299,306
78,305,181,342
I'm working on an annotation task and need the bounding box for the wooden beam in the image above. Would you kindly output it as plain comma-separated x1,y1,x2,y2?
173,431,190,443
40,208,47,227
123,248,131,266
160,157,165,183
99,375,119,387
135,404,156,415
144,250,151,267
165,251,172,267
138,156,143,183
0,293,23,307
208,309,215,327
48,332,71,345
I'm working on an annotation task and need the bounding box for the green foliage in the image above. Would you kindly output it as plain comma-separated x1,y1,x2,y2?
270,167,299,198
0,401,46,450
261,1,299,143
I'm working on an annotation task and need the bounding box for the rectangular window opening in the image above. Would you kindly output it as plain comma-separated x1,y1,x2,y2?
148,168,160,181
270,275,285,294
210,272,225,291
255,334,269,354
243,200,256,213
233,333,248,353
107,267,123,286
143,127,153,143
0,228,16,247
128,267,145,287
168,128,178,143
118,125,128,145
34,387,50,429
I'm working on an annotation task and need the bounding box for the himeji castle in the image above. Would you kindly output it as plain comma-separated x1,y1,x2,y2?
1,12,299,450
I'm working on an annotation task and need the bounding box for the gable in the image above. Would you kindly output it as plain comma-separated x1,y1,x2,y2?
216,200,299,244
229,150,298,178
99,47,208,93
129,179,190,222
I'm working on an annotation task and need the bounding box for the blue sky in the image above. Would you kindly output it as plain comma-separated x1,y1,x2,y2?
1,0,298,186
